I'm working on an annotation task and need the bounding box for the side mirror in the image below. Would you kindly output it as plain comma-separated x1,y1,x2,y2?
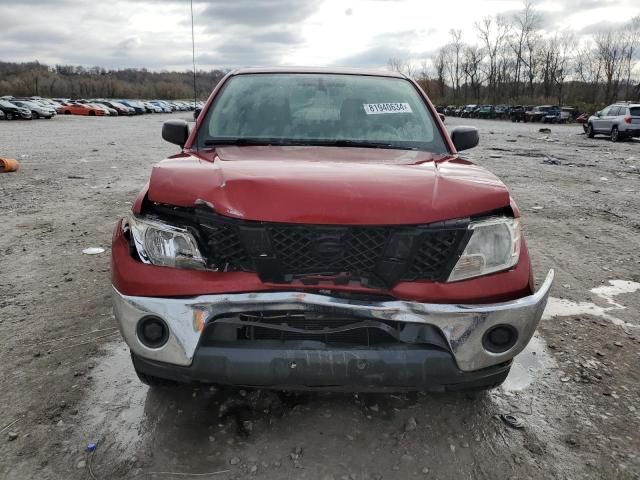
450,126,479,152
596,111,602,117
162,119,189,148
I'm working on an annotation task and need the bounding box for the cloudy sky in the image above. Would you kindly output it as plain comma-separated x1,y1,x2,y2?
0,0,638,71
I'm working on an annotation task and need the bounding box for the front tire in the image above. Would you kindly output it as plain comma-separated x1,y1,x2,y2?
611,126,620,142
32,111,39,119
88,110,96,116
587,123,595,138
6,112,14,120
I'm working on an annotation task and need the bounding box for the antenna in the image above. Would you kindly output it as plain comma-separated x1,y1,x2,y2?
190,0,197,110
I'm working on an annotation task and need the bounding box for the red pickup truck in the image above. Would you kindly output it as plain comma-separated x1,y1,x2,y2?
111,67,553,392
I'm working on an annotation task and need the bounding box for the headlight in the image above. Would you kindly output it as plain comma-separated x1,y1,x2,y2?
448,217,521,282
127,215,206,269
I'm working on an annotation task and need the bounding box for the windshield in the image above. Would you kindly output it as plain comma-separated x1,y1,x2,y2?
197,73,448,152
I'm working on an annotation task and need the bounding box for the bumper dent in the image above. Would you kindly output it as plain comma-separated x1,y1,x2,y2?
112,269,554,373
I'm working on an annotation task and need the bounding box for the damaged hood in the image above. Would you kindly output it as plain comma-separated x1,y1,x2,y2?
146,146,511,225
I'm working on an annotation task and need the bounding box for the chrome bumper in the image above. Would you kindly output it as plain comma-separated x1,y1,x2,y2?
112,270,554,372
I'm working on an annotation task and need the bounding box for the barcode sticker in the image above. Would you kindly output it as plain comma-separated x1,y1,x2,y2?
363,103,413,114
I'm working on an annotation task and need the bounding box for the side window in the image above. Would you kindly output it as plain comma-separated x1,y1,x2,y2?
600,107,611,116
609,106,621,116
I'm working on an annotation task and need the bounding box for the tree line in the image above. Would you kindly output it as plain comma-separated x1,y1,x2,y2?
0,61,227,100
390,1,640,111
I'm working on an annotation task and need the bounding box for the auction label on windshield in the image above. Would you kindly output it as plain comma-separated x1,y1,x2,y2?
363,103,413,114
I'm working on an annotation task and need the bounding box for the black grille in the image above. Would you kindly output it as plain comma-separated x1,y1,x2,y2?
205,312,399,347
406,231,465,279
242,313,396,346
148,204,470,287
269,227,388,276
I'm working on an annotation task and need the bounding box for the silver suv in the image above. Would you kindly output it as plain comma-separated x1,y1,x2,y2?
587,103,640,142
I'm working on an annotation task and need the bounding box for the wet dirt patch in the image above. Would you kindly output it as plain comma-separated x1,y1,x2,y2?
544,279,640,328
71,334,574,479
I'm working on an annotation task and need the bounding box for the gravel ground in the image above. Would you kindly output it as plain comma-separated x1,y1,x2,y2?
0,113,639,480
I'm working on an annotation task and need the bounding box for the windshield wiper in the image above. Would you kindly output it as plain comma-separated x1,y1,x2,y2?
204,137,416,150
309,139,413,150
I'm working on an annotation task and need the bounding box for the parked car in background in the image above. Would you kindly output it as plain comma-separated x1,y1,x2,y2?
99,100,135,115
542,106,569,124
0,99,32,120
494,105,508,119
477,105,495,119
561,107,577,123
112,67,553,392
587,103,640,142
150,100,173,113
0,109,4,120
144,102,163,113
461,104,477,118
117,100,145,114
59,102,105,116
10,99,56,119
89,102,115,116
509,106,525,122
525,105,555,123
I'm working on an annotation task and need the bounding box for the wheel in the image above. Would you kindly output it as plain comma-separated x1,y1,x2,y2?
587,123,595,138
64,110,71,115
611,126,620,142
511,118,516,123
88,110,96,116
32,111,39,119
6,112,14,120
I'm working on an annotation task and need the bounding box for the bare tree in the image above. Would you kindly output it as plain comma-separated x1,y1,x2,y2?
462,45,485,103
553,32,576,104
434,49,447,99
622,15,640,99
523,31,541,98
387,57,416,78
476,15,511,102
595,31,627,103
449,29,464,98
510,0,540,98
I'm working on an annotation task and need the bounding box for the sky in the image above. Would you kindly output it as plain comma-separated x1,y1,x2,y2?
0,0,638,71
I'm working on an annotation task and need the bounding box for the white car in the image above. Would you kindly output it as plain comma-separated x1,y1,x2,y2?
10,100,56,119
587,103,640,142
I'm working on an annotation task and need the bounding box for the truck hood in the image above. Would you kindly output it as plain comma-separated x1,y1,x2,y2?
146,146,511,225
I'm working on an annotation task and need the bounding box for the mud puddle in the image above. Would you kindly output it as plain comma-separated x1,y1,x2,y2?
74,331,559,477
501,335,553,391
544,279,640,328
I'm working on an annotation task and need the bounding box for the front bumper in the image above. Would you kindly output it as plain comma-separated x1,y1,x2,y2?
113,270,554,377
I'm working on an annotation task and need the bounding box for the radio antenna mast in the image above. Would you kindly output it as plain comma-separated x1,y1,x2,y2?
190,0,197,109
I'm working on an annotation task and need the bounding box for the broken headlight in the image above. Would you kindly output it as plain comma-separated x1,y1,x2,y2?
448,217,521,282
127,215,206,269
